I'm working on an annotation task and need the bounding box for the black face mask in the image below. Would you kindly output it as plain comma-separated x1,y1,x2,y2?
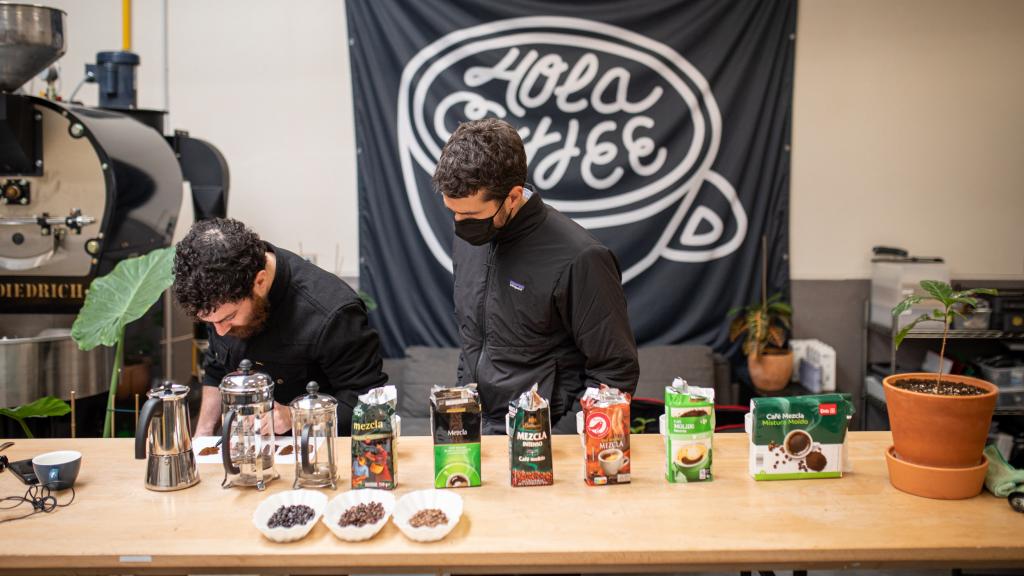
454,197,508,246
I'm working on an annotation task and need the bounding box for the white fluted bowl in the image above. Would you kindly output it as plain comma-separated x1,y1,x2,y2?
393,489,463,542
252,489,328,543
323,489,395,542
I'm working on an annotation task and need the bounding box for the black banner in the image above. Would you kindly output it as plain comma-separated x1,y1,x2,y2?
348,0,794,357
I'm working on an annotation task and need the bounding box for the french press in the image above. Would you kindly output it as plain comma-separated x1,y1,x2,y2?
219,359,279,490
289,381,338,489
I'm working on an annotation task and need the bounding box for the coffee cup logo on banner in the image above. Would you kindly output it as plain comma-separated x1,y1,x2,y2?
398,16,747,282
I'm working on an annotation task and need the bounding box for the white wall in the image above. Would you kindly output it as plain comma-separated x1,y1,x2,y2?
26,0,359,276
791,0,1024,280
24,0,1024,281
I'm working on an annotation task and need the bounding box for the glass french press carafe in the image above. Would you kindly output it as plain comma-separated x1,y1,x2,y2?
290,381,338,489
219,359,279,490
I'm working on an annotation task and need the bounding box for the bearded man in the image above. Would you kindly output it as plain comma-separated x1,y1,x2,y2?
173,218,387,436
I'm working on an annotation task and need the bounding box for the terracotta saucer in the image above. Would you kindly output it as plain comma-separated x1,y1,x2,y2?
885,445,988,500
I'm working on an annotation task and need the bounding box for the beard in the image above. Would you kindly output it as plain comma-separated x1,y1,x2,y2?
227,295,270,339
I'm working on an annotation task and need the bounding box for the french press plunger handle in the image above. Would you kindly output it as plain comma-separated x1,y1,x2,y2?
221,410,240,475
300,423,315,475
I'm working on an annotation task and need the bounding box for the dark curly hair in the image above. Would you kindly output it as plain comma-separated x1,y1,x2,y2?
432,118,527,202
173,218,266,318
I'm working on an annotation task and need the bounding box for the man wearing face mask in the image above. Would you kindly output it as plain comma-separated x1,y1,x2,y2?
434,118,639,434
173,218,388,437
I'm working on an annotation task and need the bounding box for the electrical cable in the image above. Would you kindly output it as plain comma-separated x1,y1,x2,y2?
0,483,75,524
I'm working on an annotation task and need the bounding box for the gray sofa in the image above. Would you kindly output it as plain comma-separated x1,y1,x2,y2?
384,345,732,436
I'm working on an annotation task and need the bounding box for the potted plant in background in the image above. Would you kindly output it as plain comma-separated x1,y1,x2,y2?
71,247,176,438
885,280,999,499
730,292,794,392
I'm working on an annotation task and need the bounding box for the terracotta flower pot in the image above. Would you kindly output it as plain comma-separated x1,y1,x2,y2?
884,445,988,500
747,350,793,393
883,373,997,469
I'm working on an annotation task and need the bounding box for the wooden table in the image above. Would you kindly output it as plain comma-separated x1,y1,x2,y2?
0,432,1019,575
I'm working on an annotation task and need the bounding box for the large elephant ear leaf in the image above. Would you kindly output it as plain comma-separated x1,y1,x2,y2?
71,247,176,351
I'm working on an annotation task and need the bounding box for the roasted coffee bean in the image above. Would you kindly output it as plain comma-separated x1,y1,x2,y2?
511,469,554,486
806,450,828,472
409,508,448,528
339,501,385,527
267,504,315,529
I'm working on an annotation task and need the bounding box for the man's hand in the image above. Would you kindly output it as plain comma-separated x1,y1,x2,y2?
194,386,223,437
259,402,293,436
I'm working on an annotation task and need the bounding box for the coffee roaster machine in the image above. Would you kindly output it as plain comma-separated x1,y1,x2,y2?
0,4,228,435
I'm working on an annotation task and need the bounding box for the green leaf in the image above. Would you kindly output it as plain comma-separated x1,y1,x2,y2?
729,316,747,342
894,314,934,348
777,314,792,330
954,296,979,308
767,301,793,316
358,290,378,312
892,295,924,318
1,396,71,419
920,280,954,306
956,288,998,298
0,396,71,439
71,247,175,351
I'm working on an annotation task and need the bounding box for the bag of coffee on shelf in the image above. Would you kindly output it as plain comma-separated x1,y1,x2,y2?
430,384,482,488
506,384,554,487
747,393,855,480
351,385,399,490
577,384,631,486
662,377,714,483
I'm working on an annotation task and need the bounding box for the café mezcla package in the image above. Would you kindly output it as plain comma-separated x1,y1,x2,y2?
661,377,714,483
747,393,854,480
576,384,631,486
351,385,399,490
506,384,554,487
430,384,482,488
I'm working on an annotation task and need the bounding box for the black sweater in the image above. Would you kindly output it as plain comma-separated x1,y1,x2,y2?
453,192,639,433
202,243,388,433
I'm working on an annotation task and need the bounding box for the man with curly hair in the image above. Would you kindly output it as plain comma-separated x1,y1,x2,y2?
434,118,639,434
173,218,387,436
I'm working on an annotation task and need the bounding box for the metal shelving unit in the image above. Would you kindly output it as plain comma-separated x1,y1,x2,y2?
864,313,1024,423
867,320,1024,375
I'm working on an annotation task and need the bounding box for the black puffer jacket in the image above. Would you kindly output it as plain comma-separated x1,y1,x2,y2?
453,191,639,433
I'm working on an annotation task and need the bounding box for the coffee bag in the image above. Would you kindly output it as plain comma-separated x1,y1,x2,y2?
430,384,482,488
577,385,631,486
351,385,398,489
663,378,714,483
507,384,554,487
747,393,854,480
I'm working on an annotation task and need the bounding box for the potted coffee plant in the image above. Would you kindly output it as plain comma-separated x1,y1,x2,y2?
729,292,793,393
884,280,999,499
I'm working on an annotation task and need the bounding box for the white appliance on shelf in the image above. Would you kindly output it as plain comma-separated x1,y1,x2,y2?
791,339,836,393
870,260,950,330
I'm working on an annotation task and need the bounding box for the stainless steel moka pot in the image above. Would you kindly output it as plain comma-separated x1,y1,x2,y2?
219,359,279,490
134,381,200,491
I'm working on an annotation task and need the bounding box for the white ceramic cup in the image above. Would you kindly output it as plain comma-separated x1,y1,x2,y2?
598,448,629,476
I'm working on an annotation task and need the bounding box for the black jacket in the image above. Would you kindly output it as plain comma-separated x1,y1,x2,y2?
202,244,388,433
453,192,639,433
